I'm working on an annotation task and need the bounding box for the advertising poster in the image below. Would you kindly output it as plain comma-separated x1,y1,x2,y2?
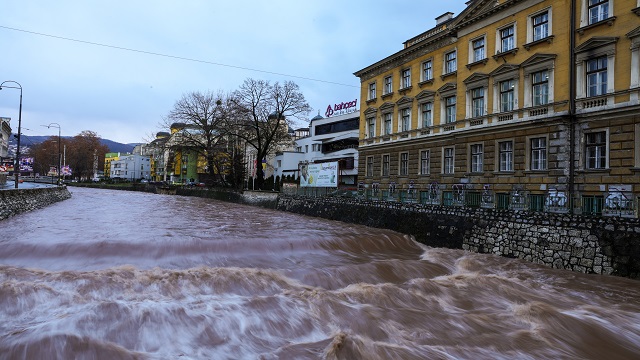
300,162,338,188
20,157,34,172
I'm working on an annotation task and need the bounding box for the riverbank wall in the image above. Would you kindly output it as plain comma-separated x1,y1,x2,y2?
276,196,640,279
67,183,280,208
0,187,72,221
176,188,279,208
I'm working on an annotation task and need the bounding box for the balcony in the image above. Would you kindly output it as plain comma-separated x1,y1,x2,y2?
580,96,608,109
467,117,486,127
497,113,514,122
528,106,549,117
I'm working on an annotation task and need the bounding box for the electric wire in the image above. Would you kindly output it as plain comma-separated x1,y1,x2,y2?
0,25,359,88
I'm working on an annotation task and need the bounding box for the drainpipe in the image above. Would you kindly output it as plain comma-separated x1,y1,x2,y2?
569,0,577,214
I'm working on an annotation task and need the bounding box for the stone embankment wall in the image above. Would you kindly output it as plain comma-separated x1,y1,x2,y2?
0,187,72,221
177,188,279,208
68,183,280,208
276,196,640,279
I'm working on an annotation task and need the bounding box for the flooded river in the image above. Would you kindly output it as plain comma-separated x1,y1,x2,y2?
1,187,639,359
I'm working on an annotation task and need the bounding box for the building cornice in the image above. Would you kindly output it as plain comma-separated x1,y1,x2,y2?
354,35,457,81
452,0,529,31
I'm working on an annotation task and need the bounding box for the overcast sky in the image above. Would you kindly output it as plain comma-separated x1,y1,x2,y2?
1,0,468,145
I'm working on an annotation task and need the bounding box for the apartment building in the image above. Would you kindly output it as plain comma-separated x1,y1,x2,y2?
109,153,151,181
354,0,639,216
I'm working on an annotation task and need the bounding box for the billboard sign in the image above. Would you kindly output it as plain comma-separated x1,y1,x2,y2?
300,161,338,188
19,157,34,172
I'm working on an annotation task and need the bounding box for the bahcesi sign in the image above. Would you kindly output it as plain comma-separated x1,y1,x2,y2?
325,99,357,117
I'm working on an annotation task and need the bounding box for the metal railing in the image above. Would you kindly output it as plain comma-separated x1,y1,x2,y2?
283,186,637,218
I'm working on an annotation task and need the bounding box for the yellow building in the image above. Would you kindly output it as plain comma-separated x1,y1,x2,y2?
354,0,639,216
103,152,122,178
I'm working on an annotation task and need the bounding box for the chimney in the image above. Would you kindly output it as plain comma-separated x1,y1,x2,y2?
435,12,454,25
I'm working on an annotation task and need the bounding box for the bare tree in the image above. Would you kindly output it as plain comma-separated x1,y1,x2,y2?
231,79,311,190
163,90,230,184
27,137,65,177
66,131,109,180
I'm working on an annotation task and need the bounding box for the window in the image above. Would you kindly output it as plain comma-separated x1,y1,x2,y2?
400,108,411,132
532,11,549,41
421,102,433,127
366,156,374,177
443,147,455,174
420,150,430,175
498,141,514,172
532,70,549,106
367,117,375,138
500,25,515,52
445,51,457,74
529,194,545,212
500,80,515,112
575,37,616,100
401,68,411,89
445,96,456,123
315,118,359,135
585,131,606,169
422,60,433,81
382,154,390,176
305,145,308,153
586,56,607,97
384,76,393,95
384,113,392,135
399,152,409,176
472,37,486,62
588,0,609,24
521,54,555,108
471,88,485,117
530,137,547,170
470,144,483,173
368,82,376,100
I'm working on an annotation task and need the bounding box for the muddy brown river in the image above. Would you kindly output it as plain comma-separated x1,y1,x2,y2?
1,187,639,359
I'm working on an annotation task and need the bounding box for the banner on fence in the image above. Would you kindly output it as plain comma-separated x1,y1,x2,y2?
300,162,338,188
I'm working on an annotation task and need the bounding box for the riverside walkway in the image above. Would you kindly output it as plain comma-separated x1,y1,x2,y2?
0,179,58,190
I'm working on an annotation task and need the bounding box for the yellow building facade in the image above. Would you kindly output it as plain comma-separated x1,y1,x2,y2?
355,0,640,216
103,152,122,178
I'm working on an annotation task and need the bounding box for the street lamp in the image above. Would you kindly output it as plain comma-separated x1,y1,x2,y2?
0,80,23,189
42,123,62,185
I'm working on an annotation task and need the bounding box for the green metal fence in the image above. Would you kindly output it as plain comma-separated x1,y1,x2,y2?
581,195,604,216
288,186,634,218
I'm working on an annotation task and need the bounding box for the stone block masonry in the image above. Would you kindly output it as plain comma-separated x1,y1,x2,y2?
0,187,72,221
276,196,640,279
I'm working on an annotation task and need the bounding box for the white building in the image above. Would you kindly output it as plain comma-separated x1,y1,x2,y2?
109,154,152,181
274,102,360,187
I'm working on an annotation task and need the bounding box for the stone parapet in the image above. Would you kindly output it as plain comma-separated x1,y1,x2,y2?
0,187,72,221
276,196,640,279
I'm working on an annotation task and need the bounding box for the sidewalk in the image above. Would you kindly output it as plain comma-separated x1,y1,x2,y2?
0,180,57,190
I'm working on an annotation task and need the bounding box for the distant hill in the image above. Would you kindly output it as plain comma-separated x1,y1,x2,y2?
102,139,138,154
9,134,136,154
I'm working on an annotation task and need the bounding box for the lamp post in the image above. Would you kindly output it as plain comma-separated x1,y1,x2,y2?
0,80,23,189
42,123,61,185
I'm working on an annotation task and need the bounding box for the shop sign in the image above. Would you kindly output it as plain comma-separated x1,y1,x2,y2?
325,99,358,117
